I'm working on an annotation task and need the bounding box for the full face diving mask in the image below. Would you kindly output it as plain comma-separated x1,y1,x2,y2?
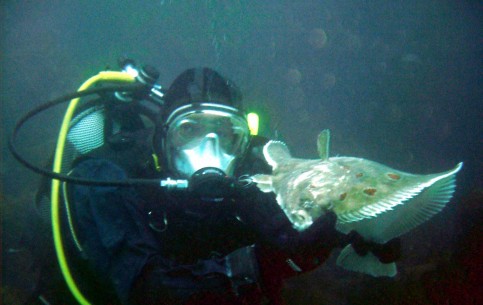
164,103,250,178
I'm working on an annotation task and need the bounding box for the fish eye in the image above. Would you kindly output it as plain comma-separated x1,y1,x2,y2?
291,210,312,225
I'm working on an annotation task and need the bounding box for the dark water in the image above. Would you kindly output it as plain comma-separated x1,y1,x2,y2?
1,1,481,304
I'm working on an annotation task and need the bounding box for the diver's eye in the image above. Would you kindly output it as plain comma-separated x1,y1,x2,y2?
179,122,195,134
175,120,199,142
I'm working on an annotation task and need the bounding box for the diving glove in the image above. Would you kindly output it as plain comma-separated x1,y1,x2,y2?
223,245,260,295
347,231,402,264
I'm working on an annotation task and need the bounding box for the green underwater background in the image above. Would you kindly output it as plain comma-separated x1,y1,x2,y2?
1,1,481,304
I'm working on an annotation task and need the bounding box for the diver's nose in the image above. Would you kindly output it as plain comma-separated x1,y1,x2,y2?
199,133,221,156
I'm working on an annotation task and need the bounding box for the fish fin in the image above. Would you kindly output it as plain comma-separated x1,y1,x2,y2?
251,174,274,193
336,245,397,277
317,129,330,160
338,163,463,227
337,162,463,243
263,141,291,169
375,162,462,242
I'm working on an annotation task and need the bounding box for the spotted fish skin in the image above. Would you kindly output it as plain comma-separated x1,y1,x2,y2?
265,156,417,228
252,130,462,277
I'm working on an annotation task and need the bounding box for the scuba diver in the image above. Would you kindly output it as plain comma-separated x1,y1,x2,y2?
14,62,400,305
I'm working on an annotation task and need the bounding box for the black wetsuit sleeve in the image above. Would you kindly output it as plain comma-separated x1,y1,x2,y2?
68,159,232,305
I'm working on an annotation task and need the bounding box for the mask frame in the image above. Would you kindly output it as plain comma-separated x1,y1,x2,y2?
161,103,250,178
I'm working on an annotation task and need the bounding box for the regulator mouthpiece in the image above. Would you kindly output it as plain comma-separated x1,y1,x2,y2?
189,167,235,202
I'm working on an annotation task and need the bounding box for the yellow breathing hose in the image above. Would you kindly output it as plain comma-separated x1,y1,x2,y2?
51,71,135,305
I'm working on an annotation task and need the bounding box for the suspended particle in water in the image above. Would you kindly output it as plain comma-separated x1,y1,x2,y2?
321,73,336,90
285,68,302,85
308,28,328,49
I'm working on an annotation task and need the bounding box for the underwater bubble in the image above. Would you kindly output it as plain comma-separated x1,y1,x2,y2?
321,73,336,90
406,151,414,164
401,53,421,64
436,121,453,142
308,28,328,49
286,87,306,111
344,33,362,51
374,61,388,74
388,103,404,123
419,102,435,120
285,68,302,85
299,108,311,123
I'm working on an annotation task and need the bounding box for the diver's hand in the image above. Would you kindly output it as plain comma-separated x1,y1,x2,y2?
347,231,401,264
223,245,259,294
297,211,340,247
234,181,344,253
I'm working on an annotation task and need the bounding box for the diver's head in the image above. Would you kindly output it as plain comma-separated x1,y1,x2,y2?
154,68,250,179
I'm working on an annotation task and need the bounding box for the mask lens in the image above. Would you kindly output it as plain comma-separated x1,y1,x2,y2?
168,112,249,154
163,104,251,178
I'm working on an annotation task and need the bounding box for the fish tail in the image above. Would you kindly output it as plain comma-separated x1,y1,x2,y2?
336,245,397,277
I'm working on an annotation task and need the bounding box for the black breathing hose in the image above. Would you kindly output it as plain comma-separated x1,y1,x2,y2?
8,84,164,187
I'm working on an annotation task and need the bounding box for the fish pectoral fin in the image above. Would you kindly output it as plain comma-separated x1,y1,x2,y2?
337,162,462,244
263,141,291,169
337,162,463,229
251,174,274,193
336,245,397,277
378,165,461,241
